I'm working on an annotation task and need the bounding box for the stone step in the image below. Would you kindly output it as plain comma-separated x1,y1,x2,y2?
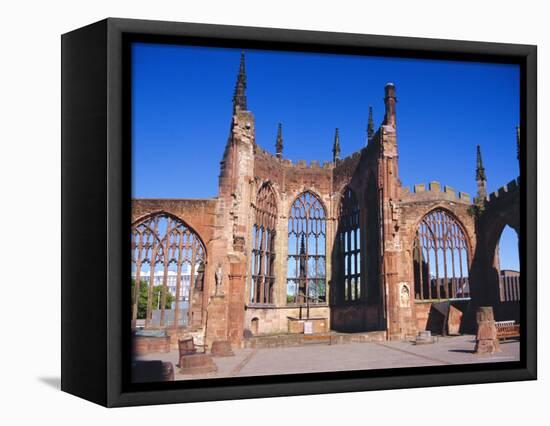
303,334,332,345
240,330,386,349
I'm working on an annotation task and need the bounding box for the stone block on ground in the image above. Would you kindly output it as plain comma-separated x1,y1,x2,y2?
414,330,434,345
178,353,218,375
447,305,463,335
474,306,501,355
210,340,235,357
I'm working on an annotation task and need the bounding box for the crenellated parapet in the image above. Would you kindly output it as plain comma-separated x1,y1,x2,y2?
281,158,333,169
400,181,471,205
254,142,334,169
281,157,333,195
485,177,520,204
252,141,333,197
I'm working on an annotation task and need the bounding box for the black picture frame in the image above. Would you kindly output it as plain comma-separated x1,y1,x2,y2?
61,17,537,407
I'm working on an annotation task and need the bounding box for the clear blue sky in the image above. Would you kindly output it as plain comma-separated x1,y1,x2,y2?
131,42,520,270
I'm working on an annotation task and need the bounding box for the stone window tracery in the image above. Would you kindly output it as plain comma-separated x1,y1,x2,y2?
287,191,327,305
338,187,361,301
250,183,277,304
131,213,206,328
413,209,469,300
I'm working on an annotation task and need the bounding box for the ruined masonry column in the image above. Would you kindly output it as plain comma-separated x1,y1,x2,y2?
206,105,256,346
379,83,416,340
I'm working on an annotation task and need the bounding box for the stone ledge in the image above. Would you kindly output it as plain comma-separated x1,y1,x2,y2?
240,331,386,349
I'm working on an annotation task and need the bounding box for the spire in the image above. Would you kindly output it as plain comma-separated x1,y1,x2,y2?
476,145,487,202
332,128,341,162
476,145,486,182
516,125,520,161
367,106,374,144
299,235,307,278
232,52,247,112
276,123,283,158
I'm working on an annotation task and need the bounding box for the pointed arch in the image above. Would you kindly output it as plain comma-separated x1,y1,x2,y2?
287,190,327,305
131,212,206,329
250,183,278,304
495,225,520,302
132,211,207,258
413,208,470,301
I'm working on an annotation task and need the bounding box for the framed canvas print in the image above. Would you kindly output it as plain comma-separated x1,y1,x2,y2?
61,18,537,407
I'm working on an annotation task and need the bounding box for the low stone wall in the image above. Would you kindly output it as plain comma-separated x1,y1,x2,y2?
347,330,386,343
133,327,206,353
133,335,171,355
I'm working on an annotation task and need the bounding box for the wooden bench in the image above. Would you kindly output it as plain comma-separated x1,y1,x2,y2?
495,320,520,340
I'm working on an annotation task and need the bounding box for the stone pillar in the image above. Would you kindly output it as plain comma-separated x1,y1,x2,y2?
383,83,397,127
377,83,417,341
211,102,255,345
205,294,228,349
227,258,247,344
474,306,500,354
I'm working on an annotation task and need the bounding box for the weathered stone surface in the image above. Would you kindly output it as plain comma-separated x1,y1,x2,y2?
133,335,171,355
447,305,463,335
474,307,501,355
178,353,218,375
210,340,235,357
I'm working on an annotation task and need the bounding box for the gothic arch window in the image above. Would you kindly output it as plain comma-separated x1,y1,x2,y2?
131,213,206,328
337,187,361,301
250,183,277,304
413,209,469,301
287,191,327,305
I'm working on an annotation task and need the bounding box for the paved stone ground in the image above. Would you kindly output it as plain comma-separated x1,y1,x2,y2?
137,335,519,381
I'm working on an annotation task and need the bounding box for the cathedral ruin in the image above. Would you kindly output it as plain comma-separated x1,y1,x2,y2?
131,53,520,349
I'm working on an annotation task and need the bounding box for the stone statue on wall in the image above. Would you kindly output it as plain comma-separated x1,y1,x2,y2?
400,283,410,308
215,263,223,295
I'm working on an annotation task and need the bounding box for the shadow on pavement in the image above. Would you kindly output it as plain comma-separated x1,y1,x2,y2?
448,349,476,354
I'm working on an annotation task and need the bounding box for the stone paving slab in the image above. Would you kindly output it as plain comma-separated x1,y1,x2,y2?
136,334,519,382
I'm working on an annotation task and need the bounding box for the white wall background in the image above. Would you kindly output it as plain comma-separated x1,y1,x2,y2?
0,0,546,423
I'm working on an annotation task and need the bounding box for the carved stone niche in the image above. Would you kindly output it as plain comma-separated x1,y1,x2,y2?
233,235,245,252
399,283,411,308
